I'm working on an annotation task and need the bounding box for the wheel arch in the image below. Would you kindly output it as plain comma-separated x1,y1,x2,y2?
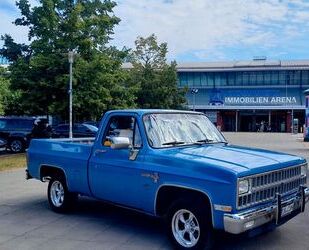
155,184,214,227
40,164,69,188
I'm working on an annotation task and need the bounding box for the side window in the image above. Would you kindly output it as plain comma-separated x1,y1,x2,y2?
103,116,142,148
133,122,142,148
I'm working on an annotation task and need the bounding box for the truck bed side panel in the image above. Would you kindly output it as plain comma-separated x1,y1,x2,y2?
27,139,93,195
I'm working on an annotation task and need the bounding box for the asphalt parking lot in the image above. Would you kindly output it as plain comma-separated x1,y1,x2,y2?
0,133,308,250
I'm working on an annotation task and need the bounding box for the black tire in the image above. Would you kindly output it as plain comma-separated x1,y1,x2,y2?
47,175,77,213
9,139,25,153
166,199,213,250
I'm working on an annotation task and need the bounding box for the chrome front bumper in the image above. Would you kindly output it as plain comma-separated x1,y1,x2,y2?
224,187,309,234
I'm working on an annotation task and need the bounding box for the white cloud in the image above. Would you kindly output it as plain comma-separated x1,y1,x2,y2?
0,10,29,44
1,0,309,60
0,0,39,45
112,0,309,60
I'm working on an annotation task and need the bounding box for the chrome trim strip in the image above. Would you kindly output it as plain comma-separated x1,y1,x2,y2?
154,184,215,227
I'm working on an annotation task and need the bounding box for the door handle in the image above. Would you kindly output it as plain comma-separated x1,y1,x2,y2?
94,149,107,156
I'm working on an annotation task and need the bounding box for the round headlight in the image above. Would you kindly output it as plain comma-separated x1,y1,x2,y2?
239,179,249,195
301,164,308,176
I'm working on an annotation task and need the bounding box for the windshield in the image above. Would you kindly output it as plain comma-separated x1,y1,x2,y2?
143,113,226,148
83,124,98,132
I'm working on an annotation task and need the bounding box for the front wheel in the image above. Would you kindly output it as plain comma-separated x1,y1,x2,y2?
47,176,77,213
167,200,213,250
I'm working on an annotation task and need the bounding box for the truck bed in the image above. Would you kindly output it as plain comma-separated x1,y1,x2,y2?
27,138,95,195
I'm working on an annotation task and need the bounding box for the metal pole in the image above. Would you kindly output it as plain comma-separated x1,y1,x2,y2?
268,110,271,130
68,51,74,139
291,108,294,134
193,92,196,111
235,111,238,132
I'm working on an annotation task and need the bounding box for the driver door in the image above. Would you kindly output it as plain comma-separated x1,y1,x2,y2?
88,114,144,209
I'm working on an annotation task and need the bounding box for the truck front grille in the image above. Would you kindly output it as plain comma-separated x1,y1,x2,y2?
237,164,307,209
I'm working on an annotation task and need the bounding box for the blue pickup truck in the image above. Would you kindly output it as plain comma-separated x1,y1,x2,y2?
26,110,309,249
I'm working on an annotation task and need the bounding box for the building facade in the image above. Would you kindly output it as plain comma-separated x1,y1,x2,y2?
177,59,309,132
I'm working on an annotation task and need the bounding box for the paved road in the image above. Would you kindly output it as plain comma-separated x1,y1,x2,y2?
0,133,308,250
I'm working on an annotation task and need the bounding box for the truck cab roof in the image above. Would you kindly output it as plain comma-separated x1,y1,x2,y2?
104,109,203,116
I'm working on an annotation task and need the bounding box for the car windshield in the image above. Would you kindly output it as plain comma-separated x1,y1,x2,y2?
143,113,226,148
83,124,98,132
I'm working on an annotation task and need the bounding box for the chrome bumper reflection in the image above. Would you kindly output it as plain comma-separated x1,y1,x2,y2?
224,187,309,234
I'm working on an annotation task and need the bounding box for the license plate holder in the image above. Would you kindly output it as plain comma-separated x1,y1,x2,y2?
281,202,295,217
276,192,302,224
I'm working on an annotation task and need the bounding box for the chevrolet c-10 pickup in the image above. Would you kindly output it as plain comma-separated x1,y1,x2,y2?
26,110,309,249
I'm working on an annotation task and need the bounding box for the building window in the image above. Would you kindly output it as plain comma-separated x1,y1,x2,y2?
178,72,187,87
187,73,194,86
271,71,279,85
256,71,264,85
243,72,249,85
201,72,207,86
294,70,301,85
207,73,214,87
302,70,309,85
264,71,271,85
249,71,256,85
194,73,202,86
227,72,235,86
235,72,243,86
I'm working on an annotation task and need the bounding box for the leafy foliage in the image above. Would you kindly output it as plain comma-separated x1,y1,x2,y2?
0,67,10,115
129,34,187,109
0,0,136,121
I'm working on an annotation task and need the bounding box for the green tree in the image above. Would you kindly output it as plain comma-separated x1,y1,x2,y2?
0,67,10,115
129,34,187,109
0,0,136,121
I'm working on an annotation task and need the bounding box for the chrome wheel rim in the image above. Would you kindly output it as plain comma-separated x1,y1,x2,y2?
172,209,200,248
11,140,22,152
50,181,65,207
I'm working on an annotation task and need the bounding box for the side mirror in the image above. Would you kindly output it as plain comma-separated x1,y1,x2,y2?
110,137,130,149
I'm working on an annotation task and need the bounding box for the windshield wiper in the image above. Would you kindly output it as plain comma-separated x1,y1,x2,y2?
162,141,186,146
193,139,228,145
196,138,214,143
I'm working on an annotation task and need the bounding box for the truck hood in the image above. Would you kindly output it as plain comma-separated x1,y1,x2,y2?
158,144,305,176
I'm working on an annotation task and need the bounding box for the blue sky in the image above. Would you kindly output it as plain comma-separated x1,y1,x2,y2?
1,0,309,62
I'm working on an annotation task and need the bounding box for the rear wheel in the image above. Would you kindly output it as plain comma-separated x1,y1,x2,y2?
167,200,213,250
47,176,77,213
9,139,25,153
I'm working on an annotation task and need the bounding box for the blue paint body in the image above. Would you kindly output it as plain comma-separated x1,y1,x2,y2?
27,110,306,230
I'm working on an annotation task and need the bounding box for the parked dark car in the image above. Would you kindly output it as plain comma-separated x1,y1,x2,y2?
52,123,98,138
0,138,6,148
0,117,50,153
83,121,99,128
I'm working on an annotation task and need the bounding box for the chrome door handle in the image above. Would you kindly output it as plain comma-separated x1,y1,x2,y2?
94,149,107,155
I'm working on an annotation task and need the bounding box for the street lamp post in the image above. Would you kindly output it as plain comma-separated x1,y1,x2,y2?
68,50,74,139
191,88,199,111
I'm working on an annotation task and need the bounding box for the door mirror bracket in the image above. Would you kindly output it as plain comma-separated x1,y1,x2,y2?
129,148,139,161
